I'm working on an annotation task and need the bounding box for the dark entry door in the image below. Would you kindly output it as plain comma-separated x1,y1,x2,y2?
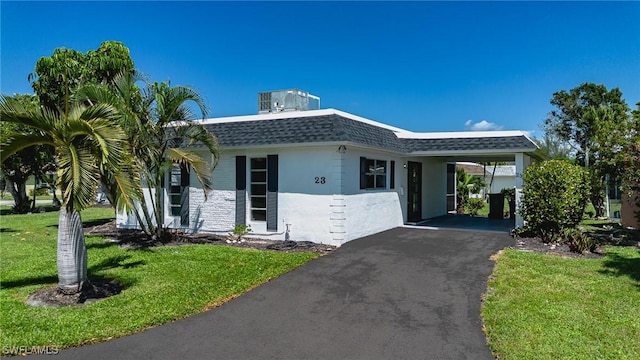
407,161,422,222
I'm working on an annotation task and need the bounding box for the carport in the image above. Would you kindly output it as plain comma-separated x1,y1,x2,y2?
415,214,515,233
397,130,540,230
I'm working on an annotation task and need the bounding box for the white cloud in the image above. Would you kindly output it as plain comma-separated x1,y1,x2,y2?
464,119,503,131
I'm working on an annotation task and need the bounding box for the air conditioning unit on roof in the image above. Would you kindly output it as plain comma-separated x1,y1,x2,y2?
258,89,320,114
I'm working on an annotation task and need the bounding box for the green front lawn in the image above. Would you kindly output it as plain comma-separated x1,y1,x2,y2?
482,248,640,359
0,208,317,352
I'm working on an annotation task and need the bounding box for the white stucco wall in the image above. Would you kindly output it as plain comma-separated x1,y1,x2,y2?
116,187,159,229
343,192,404,241
117,145,407,247
339,147,405,243
188,151,237,233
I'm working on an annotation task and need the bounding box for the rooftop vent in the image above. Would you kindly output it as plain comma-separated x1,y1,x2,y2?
258,89,320,114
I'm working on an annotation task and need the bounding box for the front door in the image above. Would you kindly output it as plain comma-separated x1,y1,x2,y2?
407,161,422,222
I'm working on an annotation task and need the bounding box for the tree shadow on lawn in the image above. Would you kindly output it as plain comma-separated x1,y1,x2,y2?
85,241,118,250
44,217,114,230
1,254,144,290
599,250,640,289
82,218,115,228
89,254,145,274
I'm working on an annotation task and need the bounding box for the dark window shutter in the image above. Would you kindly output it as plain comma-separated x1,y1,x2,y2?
390,161,395,189
236,156,246,191
360,157,367,189
267,155,278,231
180,165,190,226
267,155,279,192
235,156,247,225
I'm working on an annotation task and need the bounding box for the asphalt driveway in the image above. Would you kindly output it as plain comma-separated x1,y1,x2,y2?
34,227,513,360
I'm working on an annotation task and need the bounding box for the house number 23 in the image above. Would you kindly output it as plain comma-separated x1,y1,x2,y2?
314,177,326,184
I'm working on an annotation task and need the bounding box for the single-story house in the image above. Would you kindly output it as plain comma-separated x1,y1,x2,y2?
117,94,538,246
457,162,517,199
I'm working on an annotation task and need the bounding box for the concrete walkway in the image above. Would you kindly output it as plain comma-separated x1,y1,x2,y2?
0,199,53,207
33,227,513,360
416,214,515,233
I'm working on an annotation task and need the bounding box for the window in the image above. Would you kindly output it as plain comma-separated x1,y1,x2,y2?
168,164,189,226
169,164,183,217
250,158,267,221
360,157,387,189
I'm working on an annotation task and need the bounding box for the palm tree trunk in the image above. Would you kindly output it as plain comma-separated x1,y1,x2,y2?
153,183,164,239
57,207,88,293
139,185,157,236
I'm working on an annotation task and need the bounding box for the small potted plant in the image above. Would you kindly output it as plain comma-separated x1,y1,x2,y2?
501,187,516,219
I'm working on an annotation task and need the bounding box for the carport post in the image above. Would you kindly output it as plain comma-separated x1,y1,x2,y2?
514,153,531,228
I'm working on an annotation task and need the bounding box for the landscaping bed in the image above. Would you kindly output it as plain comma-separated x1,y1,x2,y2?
84,220,337,254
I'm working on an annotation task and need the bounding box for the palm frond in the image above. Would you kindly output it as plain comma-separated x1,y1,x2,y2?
74,83,120,107
58,142,101,211
0,95,58,132
153,83,208,125
173,123,220,169
1,132,54,162
165,148,214,195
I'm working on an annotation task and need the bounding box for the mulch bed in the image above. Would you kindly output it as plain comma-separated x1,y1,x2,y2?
511,227,639,259
511,236,606,259
84,220,337,254
26,280,123,307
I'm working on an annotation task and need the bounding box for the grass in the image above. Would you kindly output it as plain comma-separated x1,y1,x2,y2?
0,207,318,352
482,247,640,359
583,201,623,219
473,198,510,217
1,193,55,201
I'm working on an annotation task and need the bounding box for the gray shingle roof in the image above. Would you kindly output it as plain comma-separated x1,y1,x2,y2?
190,113,537,154
401,136,536,153
200,114,406,152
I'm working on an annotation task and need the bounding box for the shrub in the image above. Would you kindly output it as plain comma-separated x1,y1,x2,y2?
229,224,252,242
28,187,50,197
521,160,590,243
561,228,596,254
500,187,516,203
466,198,485,216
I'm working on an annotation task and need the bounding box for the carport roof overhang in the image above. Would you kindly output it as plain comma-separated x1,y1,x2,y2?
403,149,540,163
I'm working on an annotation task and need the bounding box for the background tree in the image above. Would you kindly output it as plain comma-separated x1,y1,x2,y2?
29,41,134,114
1,96,133,292
0,94,55,213
544,83,632,217
532,133,572,161
616,102,640,223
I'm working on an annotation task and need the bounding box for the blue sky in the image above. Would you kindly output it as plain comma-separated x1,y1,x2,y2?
2,1,639,136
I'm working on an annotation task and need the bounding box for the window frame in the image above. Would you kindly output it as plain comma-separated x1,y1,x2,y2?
250,157,268,221
360,157,389,190
168,164,183,217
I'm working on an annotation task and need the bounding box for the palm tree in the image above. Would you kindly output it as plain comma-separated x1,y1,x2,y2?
76,74,220,240
456,168,485,214
0,96,133,293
